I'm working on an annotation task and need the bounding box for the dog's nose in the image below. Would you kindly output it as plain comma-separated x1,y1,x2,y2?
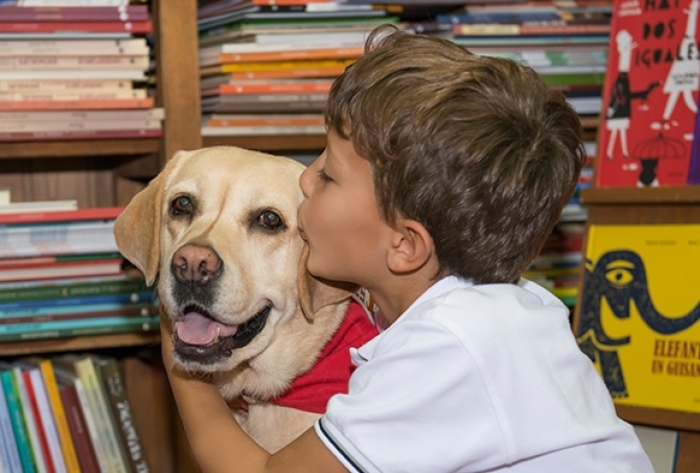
172,244,222,286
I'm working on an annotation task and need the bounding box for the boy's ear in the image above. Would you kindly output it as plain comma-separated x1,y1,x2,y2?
387,218,435,274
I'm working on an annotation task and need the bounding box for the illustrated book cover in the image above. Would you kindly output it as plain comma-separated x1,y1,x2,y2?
574,224,700,413
595,0,700,187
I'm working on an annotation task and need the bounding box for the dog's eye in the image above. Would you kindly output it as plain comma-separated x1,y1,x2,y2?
171,196,194,216
257,211,284,230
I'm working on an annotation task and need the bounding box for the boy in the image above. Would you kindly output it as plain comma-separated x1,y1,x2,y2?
163,25,653,472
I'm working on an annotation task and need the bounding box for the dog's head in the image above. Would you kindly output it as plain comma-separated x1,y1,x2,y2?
114,146,354,374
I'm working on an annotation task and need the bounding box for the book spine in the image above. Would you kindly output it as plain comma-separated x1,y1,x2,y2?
70,377,111,473
0,21,153,34
0,205,122,224
0,79,133,92
74,358,130,473
216,47,363,63
0,290,155,310
0,56,149,71
20,369,53,473
28,369,67,473
0,89,147,101
0,313,159,334
0,97,155,111
0,306,156,325
0,376,23,473
39,361,82,473
0,128,162,142
205,116,324,127
216,82,333,95
0,118,161,133
0,38,148,56
1,11,149,22
0,300,153,318
0,315,159,342
0,107,164,122
58,383,100,473
97,358,149,473
0,371,36,473
0,279,148,302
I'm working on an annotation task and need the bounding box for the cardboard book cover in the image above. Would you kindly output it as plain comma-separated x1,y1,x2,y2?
596,0,699,187
574,224,700,413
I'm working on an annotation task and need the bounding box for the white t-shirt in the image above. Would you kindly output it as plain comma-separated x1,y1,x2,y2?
315,276,653,473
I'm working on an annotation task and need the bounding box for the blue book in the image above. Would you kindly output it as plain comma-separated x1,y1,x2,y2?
0,300,158,318
0,314,160,335
0,315,160,342
436,11,561,24
0,369,36,473
0,372,23,473
0,291,156,311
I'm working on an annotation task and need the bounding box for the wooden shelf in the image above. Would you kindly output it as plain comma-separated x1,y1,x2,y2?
0,138,161,159
581,186,700,205
0,332,160,357
616,404,700,433
203,133,326,152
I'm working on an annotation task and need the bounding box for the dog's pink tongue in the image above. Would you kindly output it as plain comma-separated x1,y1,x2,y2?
176,311,238,346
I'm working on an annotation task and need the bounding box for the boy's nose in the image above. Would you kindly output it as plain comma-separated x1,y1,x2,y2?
299,165,313,198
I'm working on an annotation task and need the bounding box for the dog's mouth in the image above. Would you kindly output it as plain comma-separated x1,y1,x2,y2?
173,303,272,364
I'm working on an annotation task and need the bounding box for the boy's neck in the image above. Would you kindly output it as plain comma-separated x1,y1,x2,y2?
368,271,445,325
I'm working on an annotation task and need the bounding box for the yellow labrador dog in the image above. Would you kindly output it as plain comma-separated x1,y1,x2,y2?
114,146,375,453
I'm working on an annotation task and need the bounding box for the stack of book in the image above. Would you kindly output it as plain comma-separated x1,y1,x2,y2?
0,0,164,142
0,354,151,472
400,0,613,120
197,0,393,136
0,206,159,342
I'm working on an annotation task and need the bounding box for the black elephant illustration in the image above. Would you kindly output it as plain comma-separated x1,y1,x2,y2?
576,250,700,398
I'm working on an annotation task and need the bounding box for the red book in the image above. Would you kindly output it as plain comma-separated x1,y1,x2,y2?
59,383,100,473
22,370,57,473
596,0,700,187
0,206,123,225
0,21,153,34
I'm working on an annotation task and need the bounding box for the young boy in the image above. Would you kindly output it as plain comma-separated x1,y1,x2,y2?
163,25,653,472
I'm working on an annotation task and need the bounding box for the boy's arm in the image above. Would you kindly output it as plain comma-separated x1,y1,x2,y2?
162,323,348,473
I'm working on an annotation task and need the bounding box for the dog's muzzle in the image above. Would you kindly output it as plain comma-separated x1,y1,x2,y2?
173,304,272,364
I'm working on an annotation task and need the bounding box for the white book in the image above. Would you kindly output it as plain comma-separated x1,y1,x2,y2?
18,0,129,5
28,369,67,473
0,69,146,80
0,107,165,122
73,357,130,473
0,79,133,92
0,199,78,214
0,187,9,206
11,367,48,473
200,39,365,56
0,55,150,71
0,38,149,57
0,32,131,40
0,89,147,102
0,118,161,133
202,125,326,136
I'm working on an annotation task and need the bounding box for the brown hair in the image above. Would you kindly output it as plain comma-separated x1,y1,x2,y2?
326,25,586,284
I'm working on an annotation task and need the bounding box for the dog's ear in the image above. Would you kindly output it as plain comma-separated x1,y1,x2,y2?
114,150,191,286
297,244,358,319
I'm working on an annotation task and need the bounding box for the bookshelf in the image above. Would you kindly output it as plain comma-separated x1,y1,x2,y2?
576,181,700,470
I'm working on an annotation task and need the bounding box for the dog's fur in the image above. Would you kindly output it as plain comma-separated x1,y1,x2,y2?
114,146,356,453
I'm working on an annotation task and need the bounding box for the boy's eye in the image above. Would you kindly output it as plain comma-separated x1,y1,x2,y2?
318,168,333,183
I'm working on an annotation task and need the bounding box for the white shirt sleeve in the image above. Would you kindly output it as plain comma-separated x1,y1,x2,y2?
315,318,509,473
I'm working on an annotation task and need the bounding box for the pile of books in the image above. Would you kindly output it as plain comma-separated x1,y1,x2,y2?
0,354,150,472
0,0,164,142
197,0,392,136
0,206,159,342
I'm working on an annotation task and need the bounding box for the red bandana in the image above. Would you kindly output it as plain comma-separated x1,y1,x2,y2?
272,300,379,414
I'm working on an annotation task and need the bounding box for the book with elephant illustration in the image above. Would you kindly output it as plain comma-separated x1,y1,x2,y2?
595,0,699,187
573,223,700,413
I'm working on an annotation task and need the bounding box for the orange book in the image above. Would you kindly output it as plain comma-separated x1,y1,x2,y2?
216,81,333,95
39,360,81,473
217,47,364,64
225,66,348,80
0,97,154,111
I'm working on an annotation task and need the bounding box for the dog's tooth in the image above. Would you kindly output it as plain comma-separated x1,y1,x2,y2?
214,325,221,343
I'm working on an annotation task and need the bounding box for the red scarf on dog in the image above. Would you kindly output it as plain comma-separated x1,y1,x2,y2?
272,300,379,414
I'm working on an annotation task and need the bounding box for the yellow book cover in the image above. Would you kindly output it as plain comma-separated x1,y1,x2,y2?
39,359,81,473
574,224,700,413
